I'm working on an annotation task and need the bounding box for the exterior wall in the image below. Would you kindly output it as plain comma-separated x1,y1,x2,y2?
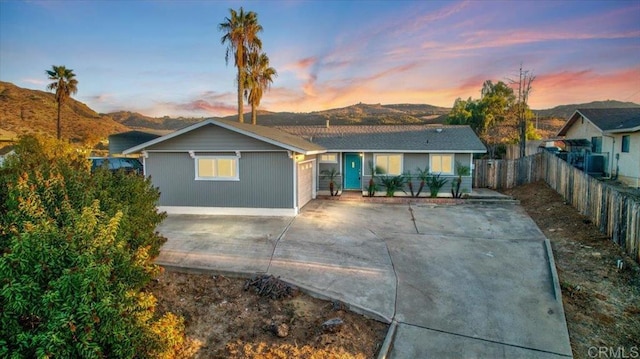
564,117,613,174
147,151,294,208
146,124,282,152
356,152,473,196
612,132,640,187
109,134,159,155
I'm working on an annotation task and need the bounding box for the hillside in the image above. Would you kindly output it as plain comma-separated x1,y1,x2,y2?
0,81,127,144
108,111,201,132
215,103,450,126
2,81,638,145
533,100,639,120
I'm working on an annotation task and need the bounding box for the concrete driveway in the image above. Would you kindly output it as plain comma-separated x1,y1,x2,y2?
156,200,572,358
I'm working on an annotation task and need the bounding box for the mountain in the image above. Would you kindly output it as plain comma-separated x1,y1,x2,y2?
108,111,201,132
0,81,127,144
3,81,638,145
533,100,640,120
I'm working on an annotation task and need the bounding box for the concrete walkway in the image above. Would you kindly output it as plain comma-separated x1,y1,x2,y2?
157,199,573,358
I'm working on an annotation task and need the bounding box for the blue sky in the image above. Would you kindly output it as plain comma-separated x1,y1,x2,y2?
1,0,639,117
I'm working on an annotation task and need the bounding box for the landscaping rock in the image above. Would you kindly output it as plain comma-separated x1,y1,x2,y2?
270,323,289,338
321,318,344,333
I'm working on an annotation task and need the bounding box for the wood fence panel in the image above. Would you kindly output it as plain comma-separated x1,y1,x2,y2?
474,152,640,263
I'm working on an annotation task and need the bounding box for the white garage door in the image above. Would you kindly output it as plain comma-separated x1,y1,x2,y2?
297,161,314,209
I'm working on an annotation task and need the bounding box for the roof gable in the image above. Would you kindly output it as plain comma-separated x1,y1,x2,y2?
558,108,640,136
123,119,326,155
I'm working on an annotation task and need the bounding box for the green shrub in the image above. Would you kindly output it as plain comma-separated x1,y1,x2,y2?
426,173,448,198
378,175,406,197
0,135,184,358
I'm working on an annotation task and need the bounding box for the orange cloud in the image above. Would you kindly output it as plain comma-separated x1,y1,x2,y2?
530,67,640,108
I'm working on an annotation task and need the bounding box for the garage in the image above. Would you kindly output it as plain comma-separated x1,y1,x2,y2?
297,160,315,209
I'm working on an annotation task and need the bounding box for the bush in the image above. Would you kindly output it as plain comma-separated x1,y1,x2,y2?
426,173,448,198
378,175,406,197
0,136,185,358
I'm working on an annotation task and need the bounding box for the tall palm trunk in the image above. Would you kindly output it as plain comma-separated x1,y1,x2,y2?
251,104,257,125
57,101,61,139
237,46,244,123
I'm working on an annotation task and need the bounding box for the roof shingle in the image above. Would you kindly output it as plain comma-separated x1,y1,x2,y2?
276,124,486,152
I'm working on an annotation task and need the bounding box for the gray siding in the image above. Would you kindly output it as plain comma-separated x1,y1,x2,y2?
109,133,160,155
147,124,283,152
403,153,429,174
147,152,294,208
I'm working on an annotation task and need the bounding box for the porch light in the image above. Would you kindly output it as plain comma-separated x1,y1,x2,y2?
295,154,305,161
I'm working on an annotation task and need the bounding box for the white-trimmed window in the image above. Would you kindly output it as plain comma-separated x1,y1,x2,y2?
430,154,454,175
319,153,338,163
374,154,402,175
195,156,239,181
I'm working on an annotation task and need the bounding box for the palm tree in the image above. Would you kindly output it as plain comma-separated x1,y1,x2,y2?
219,7,262,123
245,50,277,125
46,65,78,139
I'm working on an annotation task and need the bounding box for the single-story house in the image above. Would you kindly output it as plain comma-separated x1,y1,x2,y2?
123,119,326,216
277,124,486,196
557,108,640,187
123,119,486,216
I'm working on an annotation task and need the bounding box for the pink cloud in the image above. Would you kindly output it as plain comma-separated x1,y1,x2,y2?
530,66,640,108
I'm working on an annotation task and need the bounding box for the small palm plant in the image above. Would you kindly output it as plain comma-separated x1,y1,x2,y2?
367,161,385,197
426,173,448,198
320,167,340,196
379,174,407,197
451,161,471,198
405,170,415,197
414,166,430,197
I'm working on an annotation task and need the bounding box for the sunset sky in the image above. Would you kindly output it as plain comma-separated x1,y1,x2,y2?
1,0,639,117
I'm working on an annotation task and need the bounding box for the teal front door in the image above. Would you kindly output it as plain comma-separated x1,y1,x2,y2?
344,153,362,190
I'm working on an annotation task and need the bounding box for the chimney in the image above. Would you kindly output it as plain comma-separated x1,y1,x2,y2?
326,119,330,128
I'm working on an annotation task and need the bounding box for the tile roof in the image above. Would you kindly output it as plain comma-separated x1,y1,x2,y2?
558,108,640,135
276,125,486,153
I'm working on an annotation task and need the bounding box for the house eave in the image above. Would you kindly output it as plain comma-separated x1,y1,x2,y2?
604,125,640,134
322,149,487,153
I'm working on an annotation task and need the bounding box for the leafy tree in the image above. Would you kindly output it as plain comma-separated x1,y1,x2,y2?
0,136,191,358
244,50,277,125
447,79,538,158
219,7,263,123
46,65,78,140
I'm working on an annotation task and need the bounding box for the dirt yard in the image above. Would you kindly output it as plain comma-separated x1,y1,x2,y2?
504,181,640,358
148,272,388,358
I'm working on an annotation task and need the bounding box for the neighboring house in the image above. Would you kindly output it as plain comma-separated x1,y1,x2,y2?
123,120,486,216
123,119,325,216
278,124,486,196
108,130,162,155
557,108,640,187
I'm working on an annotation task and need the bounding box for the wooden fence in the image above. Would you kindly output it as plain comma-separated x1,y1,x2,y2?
474,152,640,264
